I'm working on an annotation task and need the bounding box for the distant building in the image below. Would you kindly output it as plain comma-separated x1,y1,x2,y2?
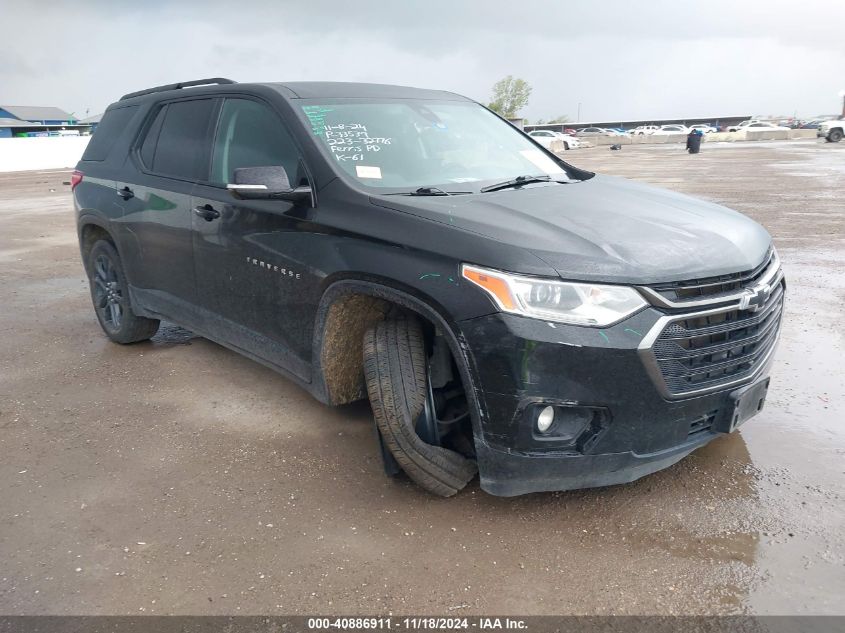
79,112,103,131
0,118,32,133
0,105,76,125
0,105,91,138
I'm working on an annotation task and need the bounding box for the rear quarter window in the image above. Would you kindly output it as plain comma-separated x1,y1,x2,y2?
80,106,139,162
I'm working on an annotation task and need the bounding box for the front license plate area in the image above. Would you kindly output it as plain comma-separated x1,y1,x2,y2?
716,377,770,433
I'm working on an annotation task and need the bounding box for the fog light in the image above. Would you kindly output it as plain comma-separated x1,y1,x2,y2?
537,406,555,433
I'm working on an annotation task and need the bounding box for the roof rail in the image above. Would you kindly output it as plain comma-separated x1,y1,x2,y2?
120,78,237,101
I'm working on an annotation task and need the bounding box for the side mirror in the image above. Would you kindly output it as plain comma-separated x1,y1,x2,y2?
227,165,313,204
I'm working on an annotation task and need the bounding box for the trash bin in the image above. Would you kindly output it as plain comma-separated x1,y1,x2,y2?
686,130,702,154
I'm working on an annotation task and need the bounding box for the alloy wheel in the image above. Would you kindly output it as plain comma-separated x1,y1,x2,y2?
92,254,123,330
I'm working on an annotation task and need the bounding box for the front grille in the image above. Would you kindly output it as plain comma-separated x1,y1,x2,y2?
650,280,784,396
649,247,775,303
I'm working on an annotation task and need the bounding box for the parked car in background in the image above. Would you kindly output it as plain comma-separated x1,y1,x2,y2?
727,120,756,132
652,125,689,135
575,127,610,137
743,121,790,132
606,128,631,137
527,130,557,147
818,118,844,142
528,130,580,150
561,133,581,148
689,124,717,134
632,125,659,135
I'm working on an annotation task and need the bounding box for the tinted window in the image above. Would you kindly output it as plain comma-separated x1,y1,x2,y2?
211,99,302,186
139,105,166,168
148,99,216,180
81,106,138,161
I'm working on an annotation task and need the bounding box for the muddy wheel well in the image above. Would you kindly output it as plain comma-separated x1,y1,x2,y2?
79,224,115,271
319,290,475,458
319,293,444,407
320,293,391,406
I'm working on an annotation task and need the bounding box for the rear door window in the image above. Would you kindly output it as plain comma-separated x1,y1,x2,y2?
140,99,216,180
80,105,139,161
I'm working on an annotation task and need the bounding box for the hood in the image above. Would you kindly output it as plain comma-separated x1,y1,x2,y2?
371,174,772,284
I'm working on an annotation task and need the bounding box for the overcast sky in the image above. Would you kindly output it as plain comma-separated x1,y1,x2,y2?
3,0,844,122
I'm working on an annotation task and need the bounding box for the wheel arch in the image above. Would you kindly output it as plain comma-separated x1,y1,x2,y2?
311,275,488,436
77,215,117,273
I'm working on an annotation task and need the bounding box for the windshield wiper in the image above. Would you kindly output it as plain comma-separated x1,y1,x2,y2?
480,175,563,193
385,186,471,196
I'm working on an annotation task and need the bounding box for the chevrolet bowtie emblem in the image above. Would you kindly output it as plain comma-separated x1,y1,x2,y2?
738,283,771,312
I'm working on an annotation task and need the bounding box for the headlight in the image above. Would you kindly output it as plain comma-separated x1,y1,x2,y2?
462,264,647,327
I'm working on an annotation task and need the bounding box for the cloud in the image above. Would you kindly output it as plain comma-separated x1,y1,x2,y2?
2,0,843,121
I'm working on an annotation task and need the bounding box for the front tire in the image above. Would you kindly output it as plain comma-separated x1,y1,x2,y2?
87,240,159,344
827,129,843,143
363,315,477,497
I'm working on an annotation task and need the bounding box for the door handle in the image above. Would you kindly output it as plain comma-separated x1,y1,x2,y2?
193,204,221,221
116,186,134,200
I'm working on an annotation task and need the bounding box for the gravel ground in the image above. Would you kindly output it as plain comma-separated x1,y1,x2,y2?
0,140,843,615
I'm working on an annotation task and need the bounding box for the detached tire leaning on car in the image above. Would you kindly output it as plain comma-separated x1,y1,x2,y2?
363,314,477,497
87,240,160,344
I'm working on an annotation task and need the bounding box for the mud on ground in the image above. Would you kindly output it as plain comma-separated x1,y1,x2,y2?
0,140,843,615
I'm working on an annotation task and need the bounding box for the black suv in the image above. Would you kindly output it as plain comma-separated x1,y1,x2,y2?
73,78,784,497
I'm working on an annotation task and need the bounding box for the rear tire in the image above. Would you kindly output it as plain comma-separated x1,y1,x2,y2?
363,314,477,497
827,129,843,143
87,240,160,344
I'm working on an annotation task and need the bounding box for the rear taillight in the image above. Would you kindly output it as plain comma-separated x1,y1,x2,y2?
70,170,84,191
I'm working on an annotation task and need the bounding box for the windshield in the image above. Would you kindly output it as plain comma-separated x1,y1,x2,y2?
299,99,571,192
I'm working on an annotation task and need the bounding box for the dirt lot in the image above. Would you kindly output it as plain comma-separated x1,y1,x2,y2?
0,140,843,615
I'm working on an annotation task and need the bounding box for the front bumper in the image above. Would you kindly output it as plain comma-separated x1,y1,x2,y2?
475,432,711,497
459,305,778,496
